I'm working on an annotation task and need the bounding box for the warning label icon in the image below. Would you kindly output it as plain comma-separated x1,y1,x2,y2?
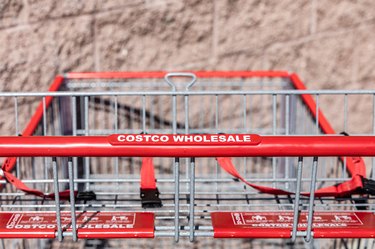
231,212,363,228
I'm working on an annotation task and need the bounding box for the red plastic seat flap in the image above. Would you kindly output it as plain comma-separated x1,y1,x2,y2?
211,212,375,239
0,211,154,239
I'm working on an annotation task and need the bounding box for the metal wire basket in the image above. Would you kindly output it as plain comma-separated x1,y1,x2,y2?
0,71,374,249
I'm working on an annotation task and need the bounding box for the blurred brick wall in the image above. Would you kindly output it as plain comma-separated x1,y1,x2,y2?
1,0,374,92
1,0,374,134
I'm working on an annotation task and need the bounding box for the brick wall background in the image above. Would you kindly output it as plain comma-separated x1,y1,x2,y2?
1,0,374,92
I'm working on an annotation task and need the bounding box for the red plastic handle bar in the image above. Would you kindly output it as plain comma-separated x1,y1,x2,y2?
0,136,375,159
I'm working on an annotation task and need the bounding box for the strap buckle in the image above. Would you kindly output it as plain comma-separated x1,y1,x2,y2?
140,188,162,208
361,178,375,195
76,191,97,201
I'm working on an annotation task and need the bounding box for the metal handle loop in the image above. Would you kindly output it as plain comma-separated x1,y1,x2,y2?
164,73,197,91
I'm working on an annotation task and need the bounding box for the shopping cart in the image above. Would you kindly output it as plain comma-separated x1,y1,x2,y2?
0,71,374,249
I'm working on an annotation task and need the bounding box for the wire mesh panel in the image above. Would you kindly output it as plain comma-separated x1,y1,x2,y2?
0,71,374,249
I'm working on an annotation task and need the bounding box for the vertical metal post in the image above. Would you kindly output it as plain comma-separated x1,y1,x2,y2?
185,94,190,201
174,158,180,242
215,95,219,132
172,87,180,242
14,97,19,135
272,94,277,134
114,96,119,192
42,97,49,192
272,94,277,188
84,96,90,191
14,97,20,179
285,95,290,190
291,157,303,242
184,93,190,131
173,93,179,242
189,158,196,242
68,158,77,241
215,95,219,195
142,95,146,132
165,78,180,242
199,85,205,130
71,96,78,190
172,94,177,133
52,158,63,241
42,97,47,135
285,94,290,134
243,94,247,130
344,94,348,132
305,157,318,242
342,94,349,181
341,94,348,178
243,94,248,180
31,157,37,210
0,238,5,249
150,95,155,129
315,94,320,133
158,95,164,130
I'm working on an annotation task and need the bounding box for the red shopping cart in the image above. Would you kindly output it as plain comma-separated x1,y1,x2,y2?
0,71,374,249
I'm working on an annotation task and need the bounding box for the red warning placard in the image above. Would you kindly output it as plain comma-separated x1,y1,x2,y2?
212,212,375,238
0,211,154,239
